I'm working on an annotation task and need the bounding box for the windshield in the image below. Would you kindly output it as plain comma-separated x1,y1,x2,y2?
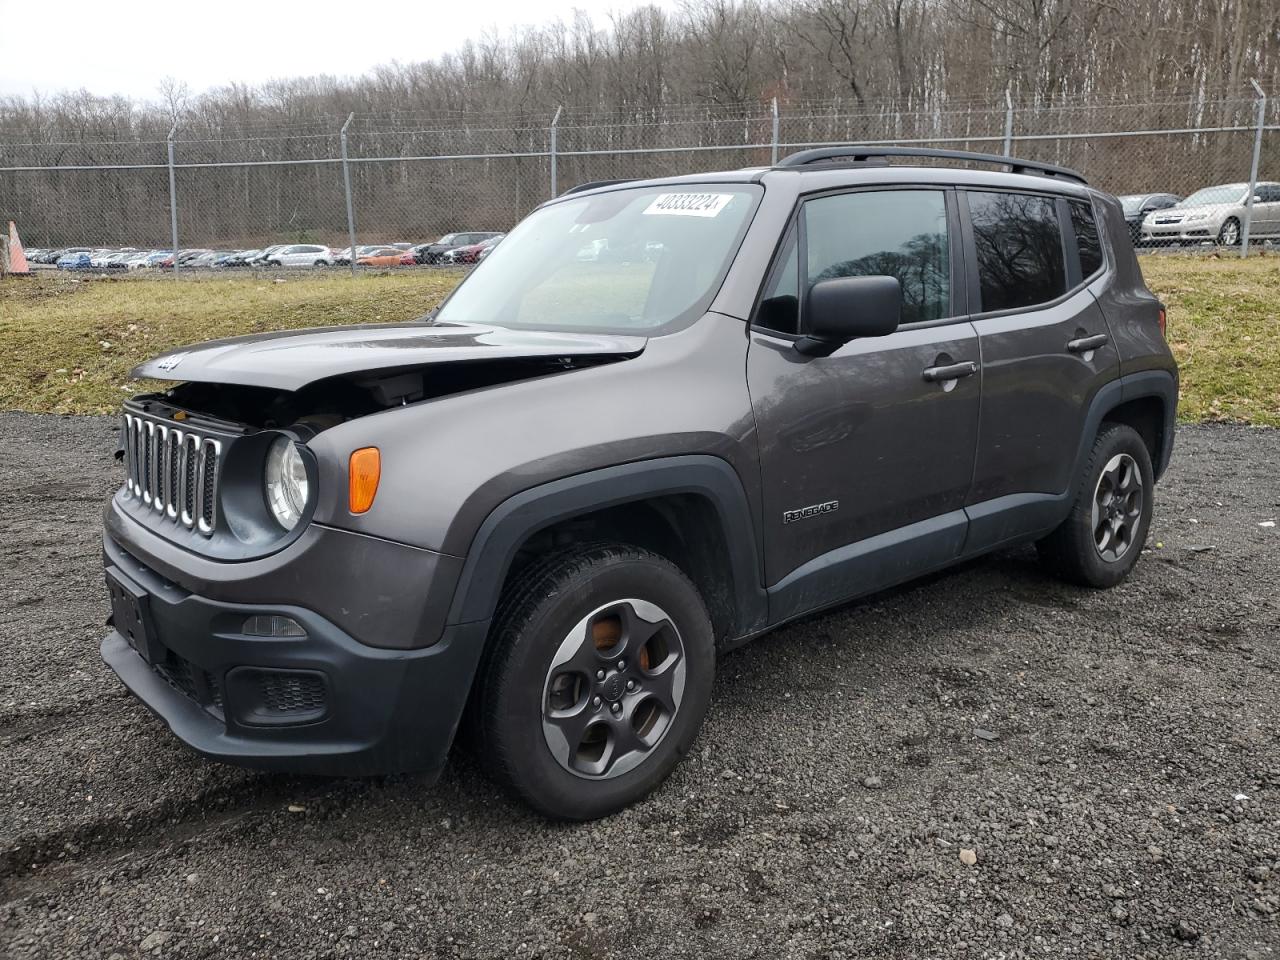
1119,196,1146,214
434,185,762,334
1180,186,1245,207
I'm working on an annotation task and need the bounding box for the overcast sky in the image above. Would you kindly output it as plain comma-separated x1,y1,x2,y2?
0,0,681,101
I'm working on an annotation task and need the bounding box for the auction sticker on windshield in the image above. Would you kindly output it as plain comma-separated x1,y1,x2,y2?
642,193,735,217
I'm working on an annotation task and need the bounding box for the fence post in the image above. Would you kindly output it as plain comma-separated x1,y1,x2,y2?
549,106,563,199
340,113,358,277
1002,88,1014,157
1241,79,1267,258
771,98,780,165
167,122,179,279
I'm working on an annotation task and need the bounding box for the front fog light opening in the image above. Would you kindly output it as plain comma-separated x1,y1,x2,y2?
242,615,307,638
265,436,309,530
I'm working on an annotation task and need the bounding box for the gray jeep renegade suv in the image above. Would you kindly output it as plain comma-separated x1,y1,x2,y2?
102,146,1177,820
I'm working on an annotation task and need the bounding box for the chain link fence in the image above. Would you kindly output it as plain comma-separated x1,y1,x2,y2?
3,89,1277,273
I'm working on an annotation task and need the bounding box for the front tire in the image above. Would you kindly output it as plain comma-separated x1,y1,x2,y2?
471,543,714,820
1218,217,1241,247
1037,423,1154,588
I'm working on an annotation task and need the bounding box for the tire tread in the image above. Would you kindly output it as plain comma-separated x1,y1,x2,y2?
470,542,710,817
1037,422,1153,587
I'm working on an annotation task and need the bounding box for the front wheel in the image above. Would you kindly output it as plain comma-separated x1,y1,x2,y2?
471,543,715,820
1218,217,1241,247
1037,423,1154,588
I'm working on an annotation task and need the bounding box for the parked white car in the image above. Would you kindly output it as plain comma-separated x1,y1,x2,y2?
264,244,333,267
1141,181,1280,246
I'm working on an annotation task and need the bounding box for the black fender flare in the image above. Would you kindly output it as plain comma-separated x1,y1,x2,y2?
1117,368,1178,479
1072,369,1177,483
444,455,768,638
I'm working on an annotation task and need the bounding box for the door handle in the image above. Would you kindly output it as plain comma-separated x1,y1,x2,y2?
1067,333,1109,353
922,361,978,383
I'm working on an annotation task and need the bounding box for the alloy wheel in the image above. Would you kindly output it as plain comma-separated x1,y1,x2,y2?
1091,453,1144,562
541,599,686,779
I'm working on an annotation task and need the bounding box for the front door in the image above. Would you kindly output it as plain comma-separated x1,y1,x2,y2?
747,187,981,621
1250,184,1280,236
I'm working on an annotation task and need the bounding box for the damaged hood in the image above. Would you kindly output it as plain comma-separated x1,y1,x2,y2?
131,321,648,391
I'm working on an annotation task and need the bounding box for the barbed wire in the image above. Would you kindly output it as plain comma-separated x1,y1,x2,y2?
4,93,1274,152
4,92,1277,253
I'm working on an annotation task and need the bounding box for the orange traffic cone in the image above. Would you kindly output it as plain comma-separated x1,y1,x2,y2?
6,221,30,275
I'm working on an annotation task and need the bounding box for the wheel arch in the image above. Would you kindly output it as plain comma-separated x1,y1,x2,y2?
1112,369,1177,479
445,456,769,645
1068,372,1177,493
1102,395,1166,477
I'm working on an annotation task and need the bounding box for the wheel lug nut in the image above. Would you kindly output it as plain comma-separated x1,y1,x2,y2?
617,660,626,670
592,696,602,708
626,679,636,691
596,669,606,681
611,702,622,714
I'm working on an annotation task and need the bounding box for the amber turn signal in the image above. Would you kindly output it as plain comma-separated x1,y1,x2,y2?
348,447,381,514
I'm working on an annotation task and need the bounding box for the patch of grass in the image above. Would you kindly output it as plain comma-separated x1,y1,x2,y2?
0,271,463,414
1,257,1276,424
1140,253,1280,427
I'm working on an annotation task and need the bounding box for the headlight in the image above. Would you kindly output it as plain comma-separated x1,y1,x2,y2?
1184,212,1208,221
264,436,309,530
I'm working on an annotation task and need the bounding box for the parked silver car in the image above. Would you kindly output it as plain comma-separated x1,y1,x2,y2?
1141,181,1280,246
264,244,333,267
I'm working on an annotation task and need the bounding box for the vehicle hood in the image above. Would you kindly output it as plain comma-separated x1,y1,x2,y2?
131,321,648,391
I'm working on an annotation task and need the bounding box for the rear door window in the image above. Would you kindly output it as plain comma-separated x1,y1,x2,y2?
967,191,1067,312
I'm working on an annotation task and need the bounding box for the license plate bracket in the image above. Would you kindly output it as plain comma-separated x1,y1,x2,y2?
106,567,156,664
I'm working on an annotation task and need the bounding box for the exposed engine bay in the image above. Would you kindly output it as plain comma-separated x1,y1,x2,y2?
157,353,628,433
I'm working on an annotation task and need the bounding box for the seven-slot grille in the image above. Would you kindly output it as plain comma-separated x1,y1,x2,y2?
122,412,221,535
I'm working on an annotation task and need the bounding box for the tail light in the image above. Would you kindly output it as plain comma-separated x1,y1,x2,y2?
1157,305,1167,338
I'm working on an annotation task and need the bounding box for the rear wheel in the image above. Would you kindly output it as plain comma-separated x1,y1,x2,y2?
1037,423,1154,588
471,543,714,820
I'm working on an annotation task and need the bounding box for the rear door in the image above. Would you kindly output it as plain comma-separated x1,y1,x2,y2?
747,186,981,620
961,189,1120,551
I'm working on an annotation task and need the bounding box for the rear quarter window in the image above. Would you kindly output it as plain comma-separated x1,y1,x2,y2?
1069,200,1104,279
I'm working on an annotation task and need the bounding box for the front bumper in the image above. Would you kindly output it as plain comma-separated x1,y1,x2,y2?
102,542,489,777
1141,222,1216,242
101,499,486,777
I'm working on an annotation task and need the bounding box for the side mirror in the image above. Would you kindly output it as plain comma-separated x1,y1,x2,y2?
796,275,902,357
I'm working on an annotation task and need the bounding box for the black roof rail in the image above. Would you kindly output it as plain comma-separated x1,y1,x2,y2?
560,178,637,197
775,145,1087,185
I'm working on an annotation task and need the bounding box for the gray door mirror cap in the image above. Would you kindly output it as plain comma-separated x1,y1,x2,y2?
795,275,903,357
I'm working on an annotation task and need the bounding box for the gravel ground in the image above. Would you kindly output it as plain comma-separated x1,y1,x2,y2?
0,412,1277,960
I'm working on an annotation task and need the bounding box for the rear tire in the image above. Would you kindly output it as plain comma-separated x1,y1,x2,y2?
1037,423,1154,588
471,543,714,820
